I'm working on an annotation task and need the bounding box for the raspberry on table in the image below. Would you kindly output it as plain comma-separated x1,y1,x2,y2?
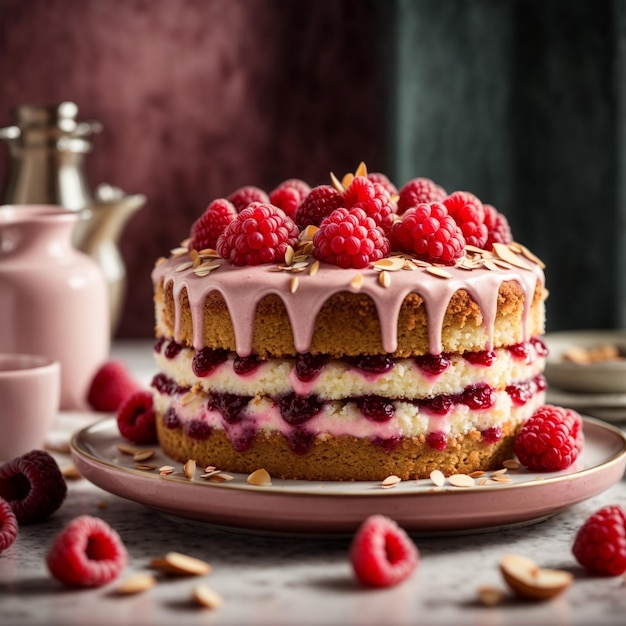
217,202,299,266
343,176,395,234
443,191,488,249
0,498,18,553
390,202,466,265
116,390,158,444
87,360,143,413
294,185,345,228
46,515,128,587
0,449,67,524
269,178,311,220
312,207,390,269
514,404,584,472
227,185,270,213
573,505,626,576
350,514,419,587
397,177,447,215
483,203,513,248
189,198,237,251
367,172,398,196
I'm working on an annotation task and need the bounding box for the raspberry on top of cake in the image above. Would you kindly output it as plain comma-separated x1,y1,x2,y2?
151,163,548,480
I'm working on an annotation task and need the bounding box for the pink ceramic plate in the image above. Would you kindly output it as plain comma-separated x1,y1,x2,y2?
71,416,626,535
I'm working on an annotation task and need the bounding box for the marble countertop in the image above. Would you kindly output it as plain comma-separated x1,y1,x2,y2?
2,340,626,626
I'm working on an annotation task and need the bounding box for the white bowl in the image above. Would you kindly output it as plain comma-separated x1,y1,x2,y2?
544,330,626,394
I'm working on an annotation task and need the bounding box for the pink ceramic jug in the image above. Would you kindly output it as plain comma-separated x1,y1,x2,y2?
0,205,110,410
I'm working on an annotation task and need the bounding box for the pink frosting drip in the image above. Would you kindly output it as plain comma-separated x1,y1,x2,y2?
153,255,544,357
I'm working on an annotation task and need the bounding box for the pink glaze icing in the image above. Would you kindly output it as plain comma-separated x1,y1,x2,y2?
152,253,544,357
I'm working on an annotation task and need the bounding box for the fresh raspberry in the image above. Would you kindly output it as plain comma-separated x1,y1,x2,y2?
350,514,419,587
227,185,270,213
217,202,299,266
312,207,390,269
484,203,513,248
0,450,67,524
443,191,488,248
116,390,157,444
294,185,345,228
46,515,128,587
367,172,398,196
343,177,395,234
0,498,18,553
390,202,466,265
514,404,584,472
86,360,142,413
573,505,626,576
269,178,311,220
189,198,237,251
397,177,447,215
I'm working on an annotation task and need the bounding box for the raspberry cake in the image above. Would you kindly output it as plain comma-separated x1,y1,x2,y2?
151,164,547,480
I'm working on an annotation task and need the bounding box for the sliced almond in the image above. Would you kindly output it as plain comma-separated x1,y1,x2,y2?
285,245,295,266
379,270,391,288
117,573,157,595
209,473,234,483
350,273,364,290
341,172,355,189
448,474,475,488
61,464,81,480
426,266,453,279
159,465,175,476
477,585,506,606
184,459,197,480
381,475,401,489
519,243,546,269
372,257,405,272
330,171,345,193
492,467,508,475
174,261,194,273
502,459,520,470
492,243,532,271
193,584,223,609
170,246,189,257
499,554,572,601
429,469,445,487
290,276,299,294
155,256,167,266
309,260,320,276
133,449,155,462
301,225,319,241
135,464,157,471
469,470,485,478
156,552,212,576
247,468,272,486
354,161,368,177
116,443,139,455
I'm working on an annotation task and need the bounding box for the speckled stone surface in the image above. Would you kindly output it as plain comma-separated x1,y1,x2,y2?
1,341,626,626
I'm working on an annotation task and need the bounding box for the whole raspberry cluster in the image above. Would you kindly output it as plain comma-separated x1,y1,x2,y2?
573,505,626,576
217,202,299,266
189,198,237,251
367,172,398,197
312,207,390,269
269,178,311,220
397,177,447,215
484,203,513,248
295,185,345,228
227,185,269,213
514,405,583,472
390,202,466,265
343,176,395,234
443,191,488,248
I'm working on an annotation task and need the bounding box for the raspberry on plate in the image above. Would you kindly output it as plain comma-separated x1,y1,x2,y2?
0,498,18,553
343,176,396,234
350,514,419,587
217,202,299,266
397,177,447,215
0,449,67,524
443,191,488,249
390,202,466,265
312,207,390,269
189,198,237,251
117,390,158,444
294,185,345,228
484,203,513,248
573,505,626,576
46,515,128,587
87,360,143,413
269,178,311,220
227,185,270,213
514,404,583,472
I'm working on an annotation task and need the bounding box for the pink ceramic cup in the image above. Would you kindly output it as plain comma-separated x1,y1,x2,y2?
0,354,60,461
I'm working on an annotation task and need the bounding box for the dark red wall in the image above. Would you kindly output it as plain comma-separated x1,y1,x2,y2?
0,0,385,337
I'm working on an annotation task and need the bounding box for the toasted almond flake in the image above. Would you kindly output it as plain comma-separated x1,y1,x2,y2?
293,253,310,263
491,475,512,483
381,475,401,488
189,248,199,262
157,552,212,576
193,269,211,277
330,171,345,193
503,459,521,470
204,465,217,473
117,573,157,595
355,161,368,177
477,586,506,606
116,443,139,455
492,467,508,475
135,463,157,471
180,237,191,248
61,464,81,480
469,470,485,478
341,172,355,189
290,276,299,293
285,245,295,266
491,258,514,270
155,256,167,266
184,459,197,480
429,469,445,487
350,273,364,290
483,259,500,271
519,244,546,269
426,266,453,279
301,242,314,256
292,261,309,270
301,225,319,240
193,584,223,609
174,261,194,273
493,243,532,270
508,242,523,253
200,469,222,479
309,260,320,276
448,474,475,488
170,246,189,257
247,468,272,486
195,260,221,271
373,257,405,271
403,259,420,271
379,270,391,288
159,465,175,475
478,478,488,486
209,473,234,482
465,244,485,254
133,449,155,462
198,248,219,257
412,259,432,267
